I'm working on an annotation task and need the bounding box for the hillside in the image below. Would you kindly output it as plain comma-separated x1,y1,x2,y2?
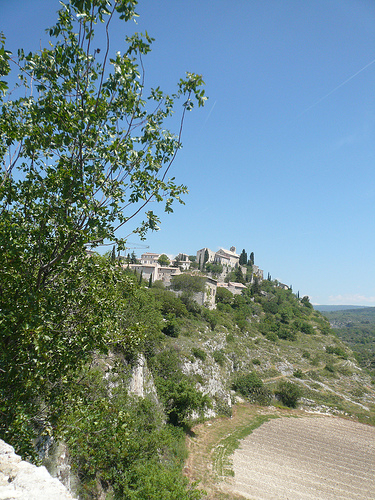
151,279,375,423
2,255,375,499
319,307,375,377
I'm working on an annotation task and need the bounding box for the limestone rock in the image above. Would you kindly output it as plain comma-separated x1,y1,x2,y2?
0,440,76,500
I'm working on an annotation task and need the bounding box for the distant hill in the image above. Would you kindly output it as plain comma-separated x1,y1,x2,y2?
319,307,375,374
314,305,370,312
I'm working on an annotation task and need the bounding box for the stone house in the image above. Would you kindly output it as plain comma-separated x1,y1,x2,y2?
140,252,161,265
192,276,217,310
125,263,181,285
214,246,239,268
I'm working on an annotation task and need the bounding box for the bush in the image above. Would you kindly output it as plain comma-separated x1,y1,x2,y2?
191,347,207,362
265,331,278,342
216,286,234,305
293,369,304,378
212,350,226,366
275,380,302,408
162,316,179,338
232,372,272,405
277,328,297,341
326,346,347,359
300,321,314,335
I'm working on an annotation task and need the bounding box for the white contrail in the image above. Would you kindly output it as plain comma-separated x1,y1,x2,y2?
205,100,217,123
299,58,375,116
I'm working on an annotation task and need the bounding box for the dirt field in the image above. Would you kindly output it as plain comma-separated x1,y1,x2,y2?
229,416,375,500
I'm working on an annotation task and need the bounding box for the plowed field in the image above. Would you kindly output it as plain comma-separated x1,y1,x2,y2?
230,416,375,500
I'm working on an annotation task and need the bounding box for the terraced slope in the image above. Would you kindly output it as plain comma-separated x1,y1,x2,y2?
230,416,375,500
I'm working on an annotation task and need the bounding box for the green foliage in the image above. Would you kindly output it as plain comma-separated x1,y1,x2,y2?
275,380,302,408
170,274,206,296
234,266,246,284
151,288,188,317
239,249,248,266
301,296,313,309
62,369,202,499
0,0,205,459
326,345,348,359
202,309,220,331
213,349,226,366
205,262,223,275
277,327,297,341
158,254,171,266
160,378,211,428
162,315,180,338
321,307,375,372
301,322,314,334
293,369,304,378
192,347,207,362
232,372,272,405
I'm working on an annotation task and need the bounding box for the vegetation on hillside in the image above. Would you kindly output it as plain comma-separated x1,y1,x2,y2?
0,2,374,498
321,307,375,378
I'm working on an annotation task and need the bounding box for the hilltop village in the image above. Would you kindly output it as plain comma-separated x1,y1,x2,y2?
121,246,265,309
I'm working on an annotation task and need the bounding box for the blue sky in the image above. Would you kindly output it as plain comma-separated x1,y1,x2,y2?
2,0,375,305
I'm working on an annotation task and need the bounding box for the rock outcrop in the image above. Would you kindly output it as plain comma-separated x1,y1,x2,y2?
0,439,76,500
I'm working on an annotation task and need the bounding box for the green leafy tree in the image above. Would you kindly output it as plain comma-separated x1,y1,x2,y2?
275,380,302,408
205,262,223,276
234,266,246,284
158,254,170,266
0,0,205,457
232,372,271,405
216,286,234,305
170,274,205,296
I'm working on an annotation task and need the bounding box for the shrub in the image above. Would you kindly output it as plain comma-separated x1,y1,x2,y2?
265,331,278,342
277,328,297,341
293,369,304,378
191,347,207,362
300,321,314,335
216,286,234,304
275,380,302,408
324,362,335,373
212,350,226,366
326,346,347,359
252,358,261,366
162,316,179,338
232,372,272,405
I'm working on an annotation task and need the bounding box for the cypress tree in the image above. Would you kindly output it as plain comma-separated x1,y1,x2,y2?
249,252,254,266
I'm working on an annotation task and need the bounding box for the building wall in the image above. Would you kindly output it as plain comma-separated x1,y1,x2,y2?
196,248,216,267
140,253,160,265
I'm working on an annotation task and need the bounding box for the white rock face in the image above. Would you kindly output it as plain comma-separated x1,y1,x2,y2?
0,440,77,500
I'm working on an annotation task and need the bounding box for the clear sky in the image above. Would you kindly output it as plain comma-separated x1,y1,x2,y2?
2,0,375,305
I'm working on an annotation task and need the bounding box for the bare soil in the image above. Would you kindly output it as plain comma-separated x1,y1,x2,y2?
186,405,375,500
227,416,375,500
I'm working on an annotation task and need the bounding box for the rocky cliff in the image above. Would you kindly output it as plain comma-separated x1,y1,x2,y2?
0,439,76,500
